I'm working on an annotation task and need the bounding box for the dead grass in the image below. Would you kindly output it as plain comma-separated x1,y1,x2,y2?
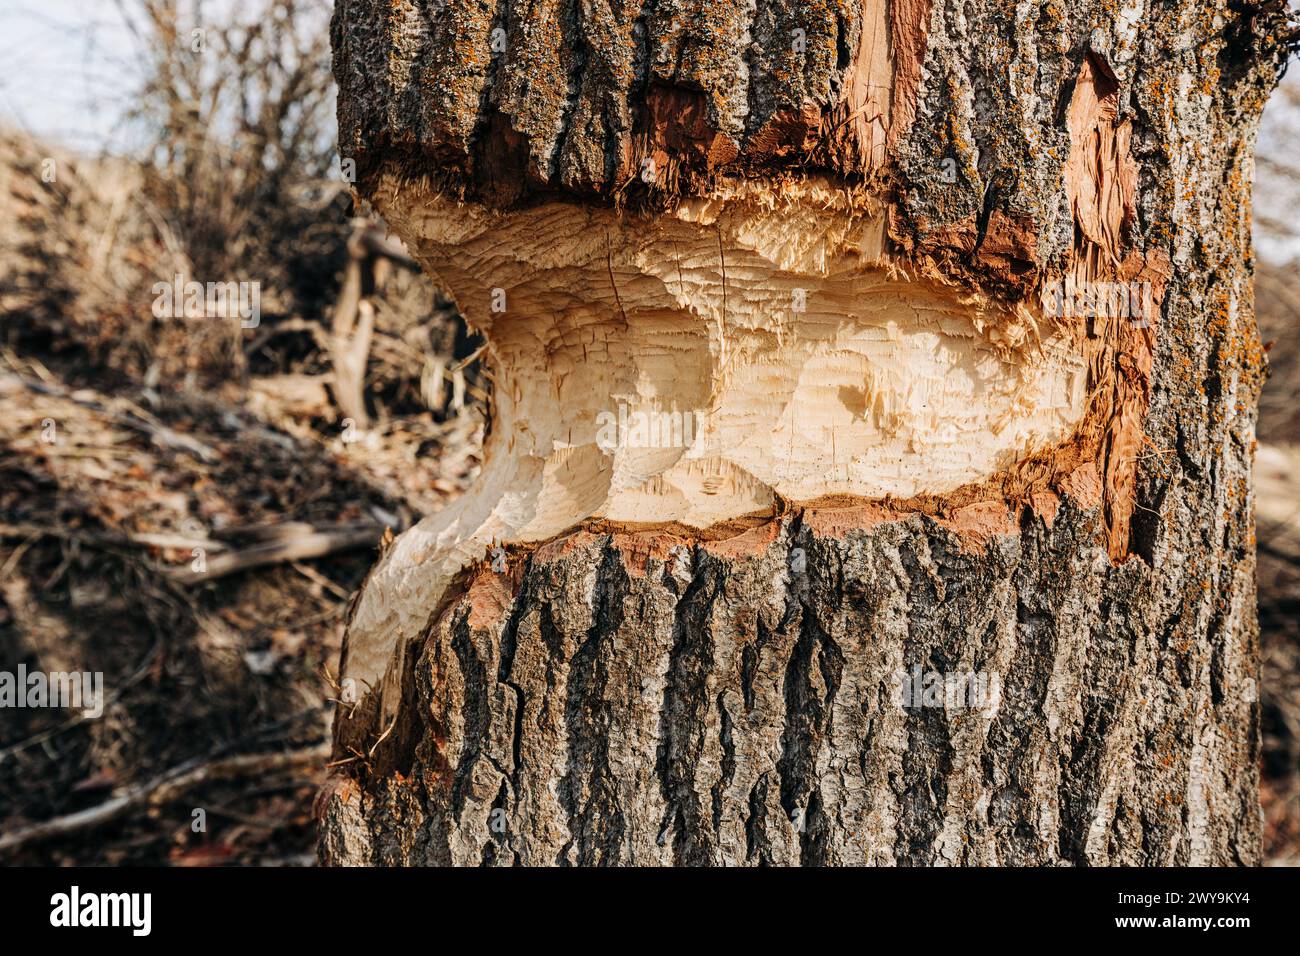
0,0,486,865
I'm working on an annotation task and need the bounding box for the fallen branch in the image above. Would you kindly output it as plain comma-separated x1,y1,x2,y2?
0,520,386,586
165,522,384,585
354,225,419,269
327,220,420,428
243,316,329,356
0,744,328,855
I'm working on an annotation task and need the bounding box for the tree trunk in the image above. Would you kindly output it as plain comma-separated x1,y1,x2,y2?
318,0,1291,865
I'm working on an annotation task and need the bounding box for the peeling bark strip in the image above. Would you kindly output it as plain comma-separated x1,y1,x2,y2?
322,1,1293,865
1062,52,1159,560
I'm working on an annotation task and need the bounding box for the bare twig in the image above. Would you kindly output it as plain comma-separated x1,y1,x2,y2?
165,522,384,585
0,745,328,855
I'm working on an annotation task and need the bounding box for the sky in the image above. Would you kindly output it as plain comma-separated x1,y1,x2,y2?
0,0,142,153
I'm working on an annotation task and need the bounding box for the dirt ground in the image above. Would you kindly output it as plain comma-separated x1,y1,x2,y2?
0,343,483,863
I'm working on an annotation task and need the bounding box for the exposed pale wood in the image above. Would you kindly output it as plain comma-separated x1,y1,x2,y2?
340,177,1090,697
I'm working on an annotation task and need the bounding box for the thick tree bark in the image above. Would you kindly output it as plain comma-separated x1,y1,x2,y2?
318,0,1291,865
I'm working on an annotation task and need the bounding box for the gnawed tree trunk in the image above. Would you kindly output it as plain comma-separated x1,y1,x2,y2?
318,0,1291,865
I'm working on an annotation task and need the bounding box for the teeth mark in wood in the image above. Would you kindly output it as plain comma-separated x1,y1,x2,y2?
341,175,1089,699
